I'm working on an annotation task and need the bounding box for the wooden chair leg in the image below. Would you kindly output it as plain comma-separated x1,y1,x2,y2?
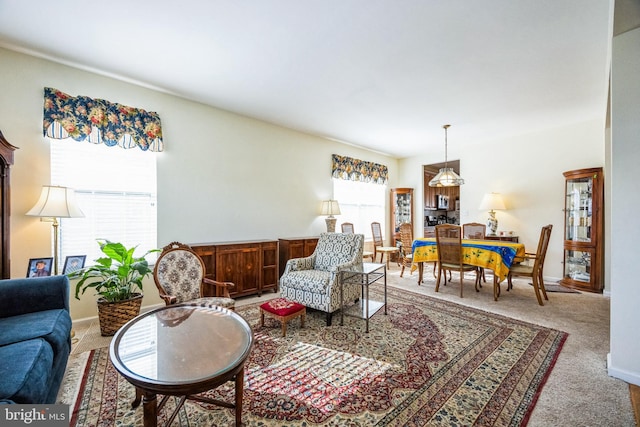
538,271,549,301
532,274,544,306
459,268,464,298
435,265,442,292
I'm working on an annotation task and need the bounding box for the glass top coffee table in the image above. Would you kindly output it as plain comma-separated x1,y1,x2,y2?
109,302,253,427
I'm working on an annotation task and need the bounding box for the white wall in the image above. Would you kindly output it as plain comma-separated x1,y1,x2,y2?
609,26,640,386
399,119,605,282
0,47,398,320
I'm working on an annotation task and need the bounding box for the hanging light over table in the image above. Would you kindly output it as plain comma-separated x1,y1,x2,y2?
428,124,465,187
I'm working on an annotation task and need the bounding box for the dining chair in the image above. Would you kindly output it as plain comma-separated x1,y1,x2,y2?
153,242,236,310
341,222,355,233
399,222,414,277
506,224,553,306
342,222,374,261
371,222,400,269
434,224,480,298
462,222,488,283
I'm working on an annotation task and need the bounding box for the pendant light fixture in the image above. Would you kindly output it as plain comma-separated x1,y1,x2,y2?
428,124,465,187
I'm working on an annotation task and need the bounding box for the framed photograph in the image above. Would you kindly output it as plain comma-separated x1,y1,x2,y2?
26,257,53,278
63,255,86,275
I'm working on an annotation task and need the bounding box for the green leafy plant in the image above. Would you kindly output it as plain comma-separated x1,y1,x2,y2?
70,239,159,302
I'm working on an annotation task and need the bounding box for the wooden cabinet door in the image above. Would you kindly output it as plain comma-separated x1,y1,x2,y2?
278,237,319,278
216,245,260,297
303,239,318,256
192,245,216,280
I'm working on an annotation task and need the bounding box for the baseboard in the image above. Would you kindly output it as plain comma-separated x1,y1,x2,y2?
607,353,640,386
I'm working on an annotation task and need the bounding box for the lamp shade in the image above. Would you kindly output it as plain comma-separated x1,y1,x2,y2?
26,185,85,218
320,200,341,217
479,193,506,211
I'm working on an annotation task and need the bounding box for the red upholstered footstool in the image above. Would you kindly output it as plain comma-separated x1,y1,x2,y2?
259,298,306,337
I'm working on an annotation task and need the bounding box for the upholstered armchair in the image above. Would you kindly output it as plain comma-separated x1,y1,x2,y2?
153,242,236,310
279,232,364,326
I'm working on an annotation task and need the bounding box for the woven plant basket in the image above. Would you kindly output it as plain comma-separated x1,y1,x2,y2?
97,293,143,336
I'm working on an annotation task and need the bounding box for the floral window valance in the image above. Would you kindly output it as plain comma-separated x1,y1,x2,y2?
331,154,388,185
42,87,163,152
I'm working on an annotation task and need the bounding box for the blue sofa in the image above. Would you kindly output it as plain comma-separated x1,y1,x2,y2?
0,276,72,404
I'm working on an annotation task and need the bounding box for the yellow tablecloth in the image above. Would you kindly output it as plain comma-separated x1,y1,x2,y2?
411,238,525,282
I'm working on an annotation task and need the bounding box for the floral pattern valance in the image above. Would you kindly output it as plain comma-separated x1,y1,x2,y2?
43,87,163,152
331,154,388,185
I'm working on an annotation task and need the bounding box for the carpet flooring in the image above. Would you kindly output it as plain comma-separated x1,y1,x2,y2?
58,285,567,426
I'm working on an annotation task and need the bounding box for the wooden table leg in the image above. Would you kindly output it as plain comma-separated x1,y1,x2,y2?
235,366,245,427
418,261,423,284
142,391,158,427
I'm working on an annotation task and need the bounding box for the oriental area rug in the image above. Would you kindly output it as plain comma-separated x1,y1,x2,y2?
58,286,567,426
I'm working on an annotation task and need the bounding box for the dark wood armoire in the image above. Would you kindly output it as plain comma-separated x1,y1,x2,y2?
0,130,18,279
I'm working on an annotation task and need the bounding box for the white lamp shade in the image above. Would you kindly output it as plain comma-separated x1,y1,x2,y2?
479,193,506,211
26,185,85,218
320,200,341,216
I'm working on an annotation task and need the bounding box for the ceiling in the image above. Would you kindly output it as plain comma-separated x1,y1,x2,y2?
0,1,620,158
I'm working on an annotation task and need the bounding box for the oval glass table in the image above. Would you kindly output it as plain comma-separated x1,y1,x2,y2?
109,302,253,427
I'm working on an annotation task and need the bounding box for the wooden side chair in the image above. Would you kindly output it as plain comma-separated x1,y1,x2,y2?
399,222,414,277
341,222,355,233
435,224,480,298
342,222,374,261
463,222,488,283
371,222,400,269
153,242,236,310
507,224,553,305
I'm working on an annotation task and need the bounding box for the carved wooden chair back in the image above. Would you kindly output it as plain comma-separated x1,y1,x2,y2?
153,242,234,308
341,222,355,233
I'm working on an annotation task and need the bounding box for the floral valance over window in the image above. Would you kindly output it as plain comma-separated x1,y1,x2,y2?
331,154,388,185
43,87,163,152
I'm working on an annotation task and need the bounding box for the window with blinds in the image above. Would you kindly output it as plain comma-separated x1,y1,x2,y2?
50,139,158,265
332,178,386,238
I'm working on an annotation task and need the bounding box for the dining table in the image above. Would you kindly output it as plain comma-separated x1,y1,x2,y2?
411,237,526,300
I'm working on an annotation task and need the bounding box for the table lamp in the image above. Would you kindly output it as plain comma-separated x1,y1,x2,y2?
479,192,506,236
320,200,341,232
27,185,85,275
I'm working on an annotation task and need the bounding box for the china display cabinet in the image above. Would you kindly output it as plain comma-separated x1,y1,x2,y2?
390,188,413,244
559,167,603,293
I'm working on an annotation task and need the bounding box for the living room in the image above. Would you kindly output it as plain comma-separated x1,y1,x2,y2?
0,1,639,425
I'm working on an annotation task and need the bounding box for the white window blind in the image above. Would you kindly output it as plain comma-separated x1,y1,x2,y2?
50,139,158,264
332,178,386,238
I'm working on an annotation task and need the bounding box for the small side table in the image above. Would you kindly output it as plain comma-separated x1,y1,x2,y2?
339,262,387,333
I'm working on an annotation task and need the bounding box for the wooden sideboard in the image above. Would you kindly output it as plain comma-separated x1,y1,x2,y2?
190,240,278,298
278,237,319,278
484,235,519,243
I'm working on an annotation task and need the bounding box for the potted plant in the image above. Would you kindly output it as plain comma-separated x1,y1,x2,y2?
70,239,159,336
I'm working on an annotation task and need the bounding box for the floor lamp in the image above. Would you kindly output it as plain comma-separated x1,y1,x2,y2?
26,185,84,275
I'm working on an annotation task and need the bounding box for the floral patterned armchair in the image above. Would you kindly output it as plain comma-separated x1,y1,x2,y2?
153,242,235,310
279,232,364,325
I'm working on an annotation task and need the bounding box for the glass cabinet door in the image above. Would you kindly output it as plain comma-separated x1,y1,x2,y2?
564,174,594,244
563,248,593,283
394,192,412,232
